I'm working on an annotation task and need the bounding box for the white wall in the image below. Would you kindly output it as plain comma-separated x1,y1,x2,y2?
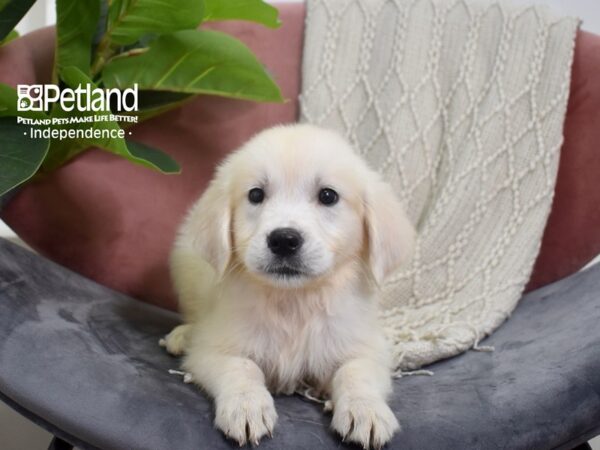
13,0,600,35
2,2,600,449
14,0,54,35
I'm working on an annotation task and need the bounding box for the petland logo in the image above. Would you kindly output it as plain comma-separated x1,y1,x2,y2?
17,84,138,113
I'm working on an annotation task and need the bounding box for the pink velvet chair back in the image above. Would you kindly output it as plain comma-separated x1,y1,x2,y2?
1,3,599,310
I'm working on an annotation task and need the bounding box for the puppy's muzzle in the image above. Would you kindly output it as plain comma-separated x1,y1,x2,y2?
267,228,303,257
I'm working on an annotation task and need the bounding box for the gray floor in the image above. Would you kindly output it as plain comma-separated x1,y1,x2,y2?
1,404,52,450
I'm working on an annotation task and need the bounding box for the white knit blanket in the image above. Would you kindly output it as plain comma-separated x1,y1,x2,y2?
300,0,579,370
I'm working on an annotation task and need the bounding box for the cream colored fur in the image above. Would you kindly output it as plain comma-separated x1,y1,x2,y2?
163,124,415,448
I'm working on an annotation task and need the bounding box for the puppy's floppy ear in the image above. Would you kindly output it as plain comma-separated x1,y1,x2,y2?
180,167,232,277
365,178,416,285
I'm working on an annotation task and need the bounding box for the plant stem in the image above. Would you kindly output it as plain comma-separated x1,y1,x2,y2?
90,34,112,77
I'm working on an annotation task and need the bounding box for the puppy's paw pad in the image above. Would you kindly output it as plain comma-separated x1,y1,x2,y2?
331,396,399,449
161,325,189,356
215,388,278,446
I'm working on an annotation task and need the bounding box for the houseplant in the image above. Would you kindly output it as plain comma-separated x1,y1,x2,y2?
0,0,283,199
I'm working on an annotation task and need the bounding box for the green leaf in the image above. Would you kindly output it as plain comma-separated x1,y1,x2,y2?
106,0,204,46
132,90,192,122
0,28,18,45
0,117,50,196
0,83,48,119
0,0,36,41
137,90,191,110
42,66,180,174
102,29,283,102
126,140,180,174
203,0,280,28
55,0,101,77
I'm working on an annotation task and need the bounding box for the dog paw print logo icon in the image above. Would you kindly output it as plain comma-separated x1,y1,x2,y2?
17,85,43,111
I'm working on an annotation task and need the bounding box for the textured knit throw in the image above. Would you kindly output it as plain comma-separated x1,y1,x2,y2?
300,0,579,370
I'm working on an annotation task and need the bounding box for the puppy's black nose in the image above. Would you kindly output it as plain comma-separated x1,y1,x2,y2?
267,228,303,257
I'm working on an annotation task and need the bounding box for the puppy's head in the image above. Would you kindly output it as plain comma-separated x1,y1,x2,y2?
192,124,415,289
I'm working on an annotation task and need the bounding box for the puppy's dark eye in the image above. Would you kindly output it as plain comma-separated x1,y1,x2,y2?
318,188,339,206
248,187,265,204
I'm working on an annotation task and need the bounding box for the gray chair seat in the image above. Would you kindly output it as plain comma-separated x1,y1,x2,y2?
0,237,599,450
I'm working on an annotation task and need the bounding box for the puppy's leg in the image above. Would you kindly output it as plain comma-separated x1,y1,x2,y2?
184,352,277,446
159,324,192,356
164,247,217,356
330,358,399,449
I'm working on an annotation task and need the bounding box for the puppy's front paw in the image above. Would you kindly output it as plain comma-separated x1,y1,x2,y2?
215,388,278,446
159,324,190,356
331,396,399,449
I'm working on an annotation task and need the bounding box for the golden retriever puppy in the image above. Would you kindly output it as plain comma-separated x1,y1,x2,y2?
162,124,415,448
